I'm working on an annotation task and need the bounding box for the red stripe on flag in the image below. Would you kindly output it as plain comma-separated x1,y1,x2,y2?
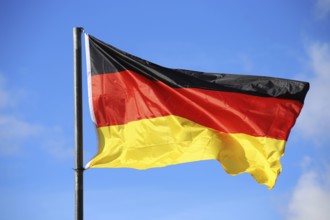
91,70,303,140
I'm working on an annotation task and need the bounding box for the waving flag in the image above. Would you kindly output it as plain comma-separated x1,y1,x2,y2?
84,34,309,189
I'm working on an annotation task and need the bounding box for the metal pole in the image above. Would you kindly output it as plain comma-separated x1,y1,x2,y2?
73,27,84,220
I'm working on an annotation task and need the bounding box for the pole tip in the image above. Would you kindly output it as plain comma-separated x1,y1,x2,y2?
73,27,84,32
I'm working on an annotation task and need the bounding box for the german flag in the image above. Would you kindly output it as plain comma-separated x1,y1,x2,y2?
84,34,309,189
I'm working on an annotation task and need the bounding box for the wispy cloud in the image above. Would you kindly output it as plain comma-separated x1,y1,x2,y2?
0,72,72,159
315,0,330,19
284,39,330,220
285,167,330,220
0,75,10,109
0,115,72,159
296,41,330,145
0,74,24,109
0,115,41,155
41,126,73,159
0,73,40,155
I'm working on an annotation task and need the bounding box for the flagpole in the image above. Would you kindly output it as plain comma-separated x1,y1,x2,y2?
73,27,84,220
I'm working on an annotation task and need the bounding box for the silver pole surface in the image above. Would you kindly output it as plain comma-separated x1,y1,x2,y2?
73,27,84,220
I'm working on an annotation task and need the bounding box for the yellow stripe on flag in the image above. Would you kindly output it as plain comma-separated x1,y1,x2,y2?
86,115,285,189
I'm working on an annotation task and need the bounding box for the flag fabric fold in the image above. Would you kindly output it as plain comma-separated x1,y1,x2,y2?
84,33,309,189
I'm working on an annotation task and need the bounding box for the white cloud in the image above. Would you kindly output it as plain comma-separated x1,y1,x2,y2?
284,40,330,220
296,42,330,145
315,0,330,19
0,115,41,138
41,126,73,159
0,74,14,109
0,114,72,158
309,42,330,79
0,75,9,108
0,74,40,154
0,73,72,159
285,168,330,220
0,115,41,154
0,73,27,109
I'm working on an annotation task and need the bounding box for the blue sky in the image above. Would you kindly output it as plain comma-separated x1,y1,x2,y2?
1,0,330,219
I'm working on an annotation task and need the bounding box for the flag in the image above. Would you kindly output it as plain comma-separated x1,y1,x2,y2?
84,34,309,189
